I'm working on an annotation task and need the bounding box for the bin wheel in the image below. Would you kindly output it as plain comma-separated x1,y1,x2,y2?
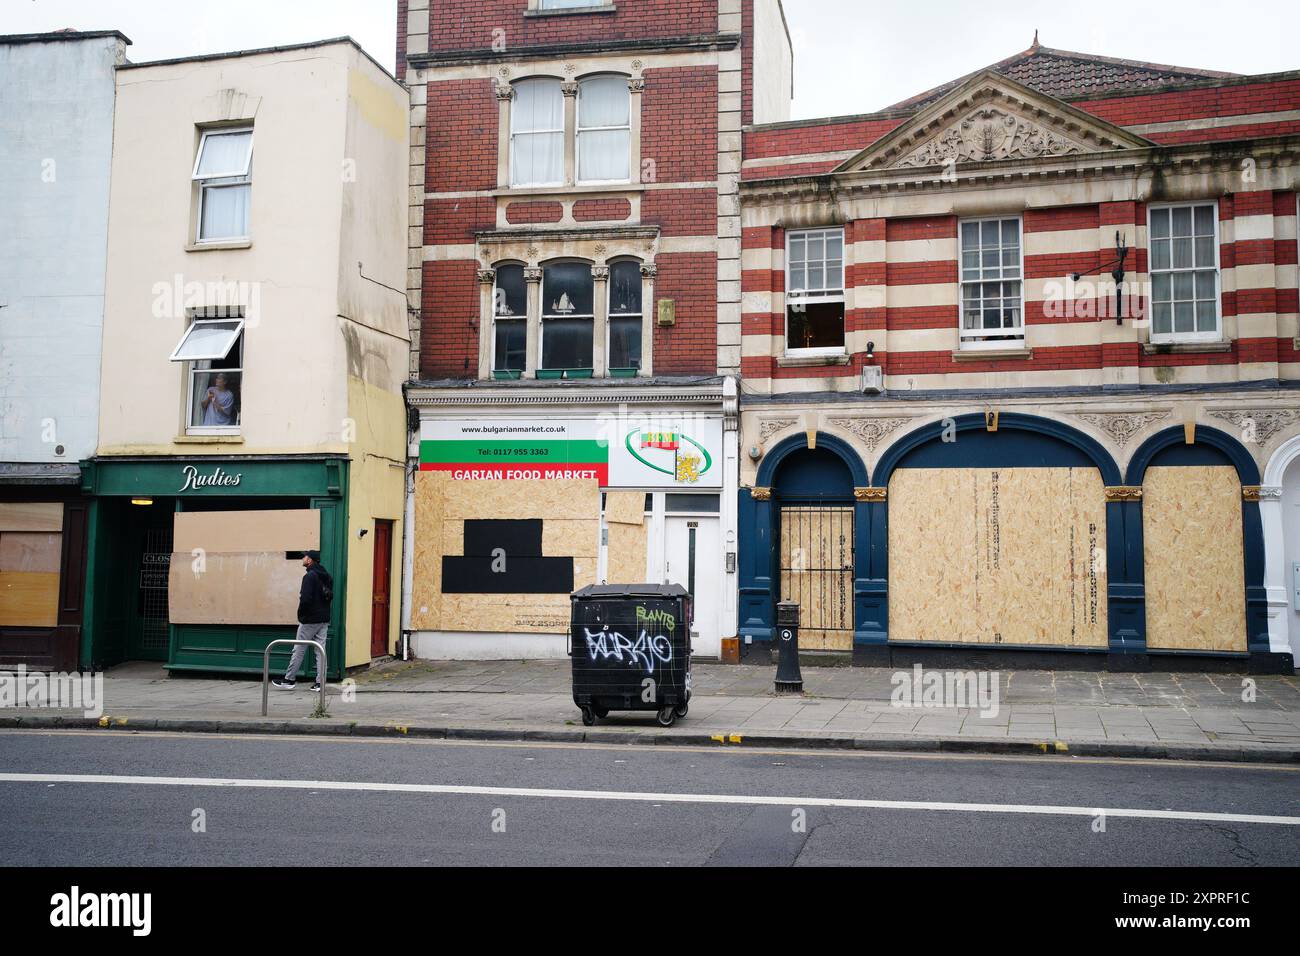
674,701,689,718
580,706,596,727
593,704,609,718
656,706,676,728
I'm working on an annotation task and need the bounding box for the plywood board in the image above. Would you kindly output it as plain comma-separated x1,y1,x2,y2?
0,533,62,573
1142,465,1246,652
0,571,60,627
779,507,854,651
409,471,445,631
606,520,649,584
889,467,1108,647
167,551,303,626
0,502,62,533
409,471,599,633
605,491,646,526
173,509,319,554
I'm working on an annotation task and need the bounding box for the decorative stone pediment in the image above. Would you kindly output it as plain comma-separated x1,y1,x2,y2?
837,71,1155,174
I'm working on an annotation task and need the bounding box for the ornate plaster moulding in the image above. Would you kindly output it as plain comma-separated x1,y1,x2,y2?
827,416,916,453
1072,410,1172,448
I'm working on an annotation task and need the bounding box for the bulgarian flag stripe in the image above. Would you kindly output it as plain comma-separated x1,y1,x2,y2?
641,432,679,450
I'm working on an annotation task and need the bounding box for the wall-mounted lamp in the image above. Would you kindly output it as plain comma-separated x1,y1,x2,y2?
866,341,876,361
358,528,369,539
748,446,762,462
130,498,153,507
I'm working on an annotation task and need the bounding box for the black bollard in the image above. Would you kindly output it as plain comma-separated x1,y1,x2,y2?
774,601,803,694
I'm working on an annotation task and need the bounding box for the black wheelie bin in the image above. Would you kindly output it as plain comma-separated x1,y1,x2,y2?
569,583,692,727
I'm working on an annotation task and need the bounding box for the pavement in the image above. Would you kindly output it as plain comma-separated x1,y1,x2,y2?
2,730,1297,866
4,658,1299,762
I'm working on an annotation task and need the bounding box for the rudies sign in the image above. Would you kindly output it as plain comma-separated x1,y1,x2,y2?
419,415,723,488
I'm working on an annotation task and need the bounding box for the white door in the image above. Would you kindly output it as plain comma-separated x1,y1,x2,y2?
664,515,720,658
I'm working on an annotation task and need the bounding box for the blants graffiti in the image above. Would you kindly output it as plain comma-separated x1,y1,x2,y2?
583,628,673,674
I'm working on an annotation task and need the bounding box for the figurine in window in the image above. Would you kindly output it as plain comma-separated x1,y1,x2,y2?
201,372,236,426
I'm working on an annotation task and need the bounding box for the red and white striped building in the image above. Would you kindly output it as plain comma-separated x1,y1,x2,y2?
735,40,1300,672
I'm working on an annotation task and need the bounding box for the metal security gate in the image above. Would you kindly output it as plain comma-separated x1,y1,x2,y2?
778,505,854,651
130,526,173,661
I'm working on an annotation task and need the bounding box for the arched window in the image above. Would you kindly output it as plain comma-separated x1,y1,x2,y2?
493,264,527,374
541,262,594,371
607,260,642,372
511,78,564,187
577,75,630,184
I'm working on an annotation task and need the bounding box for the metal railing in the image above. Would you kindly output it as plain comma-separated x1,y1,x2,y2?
262,639,328,716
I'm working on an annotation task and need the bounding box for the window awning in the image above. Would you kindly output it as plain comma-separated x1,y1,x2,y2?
169,319,243,362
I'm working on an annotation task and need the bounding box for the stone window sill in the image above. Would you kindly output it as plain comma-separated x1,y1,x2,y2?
175,434,244,444
525,5,617,17
951,347,1033,361
1141,341,1232,355
186,239,252,253
492,183,642,199
777,352,850,368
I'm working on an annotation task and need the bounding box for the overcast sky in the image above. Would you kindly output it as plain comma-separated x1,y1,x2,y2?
8,0,1300,118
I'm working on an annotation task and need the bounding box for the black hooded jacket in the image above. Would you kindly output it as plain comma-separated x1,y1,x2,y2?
298,563,333,624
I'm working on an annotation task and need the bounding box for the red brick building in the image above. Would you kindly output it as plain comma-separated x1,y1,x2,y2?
400,0,792,663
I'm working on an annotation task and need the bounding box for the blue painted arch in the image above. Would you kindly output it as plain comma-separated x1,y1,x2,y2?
756,431,869,490
875,412,1124,487
1125,425,1261,486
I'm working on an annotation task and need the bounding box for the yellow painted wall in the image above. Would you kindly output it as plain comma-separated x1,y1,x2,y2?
1142,465,1246,652
341,375,407,667
889,467,1108,647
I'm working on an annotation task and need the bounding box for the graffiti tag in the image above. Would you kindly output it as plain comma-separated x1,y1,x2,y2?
583,628,673,674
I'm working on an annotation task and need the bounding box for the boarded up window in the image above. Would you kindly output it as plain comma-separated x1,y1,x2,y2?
889,468,1108,647
168,510,320,626
0,504,63,628
1142,465,1246,652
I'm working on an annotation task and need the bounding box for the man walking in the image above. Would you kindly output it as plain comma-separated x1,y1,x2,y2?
272,550,333,691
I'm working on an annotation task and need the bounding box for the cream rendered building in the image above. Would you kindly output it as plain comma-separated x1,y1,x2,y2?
83,39,410,676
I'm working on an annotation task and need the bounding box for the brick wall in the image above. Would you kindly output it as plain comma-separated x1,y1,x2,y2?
641,66,719,184
421,260,480,378
426,79,497,192
424,0,719,54
397,0,408,79
653,252,718,374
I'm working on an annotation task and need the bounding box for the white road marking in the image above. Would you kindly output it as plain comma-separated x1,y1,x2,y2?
1,772,1296,826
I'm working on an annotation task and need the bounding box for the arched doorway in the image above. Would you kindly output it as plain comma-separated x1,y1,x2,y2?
738,433,869,658
772,446,855,651
874,414,1123,653
1126,426,1267,660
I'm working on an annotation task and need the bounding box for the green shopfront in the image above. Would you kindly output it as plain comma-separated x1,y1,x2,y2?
79,455,349,678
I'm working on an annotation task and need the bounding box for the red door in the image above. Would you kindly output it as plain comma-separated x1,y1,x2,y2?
370,520,393,658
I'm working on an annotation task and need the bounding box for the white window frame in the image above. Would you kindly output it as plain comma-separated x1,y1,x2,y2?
540,261,596,371
492,265,528,374
784,227,846,357
171,315,244,436
959,215,1025,351
576,75,632,186
538,0,605,8
606,259,643,371
1147,200,1222,345
510,78,565,189
192,127,254,244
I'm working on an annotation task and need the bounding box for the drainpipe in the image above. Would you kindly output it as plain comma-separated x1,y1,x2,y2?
399,410,418,661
